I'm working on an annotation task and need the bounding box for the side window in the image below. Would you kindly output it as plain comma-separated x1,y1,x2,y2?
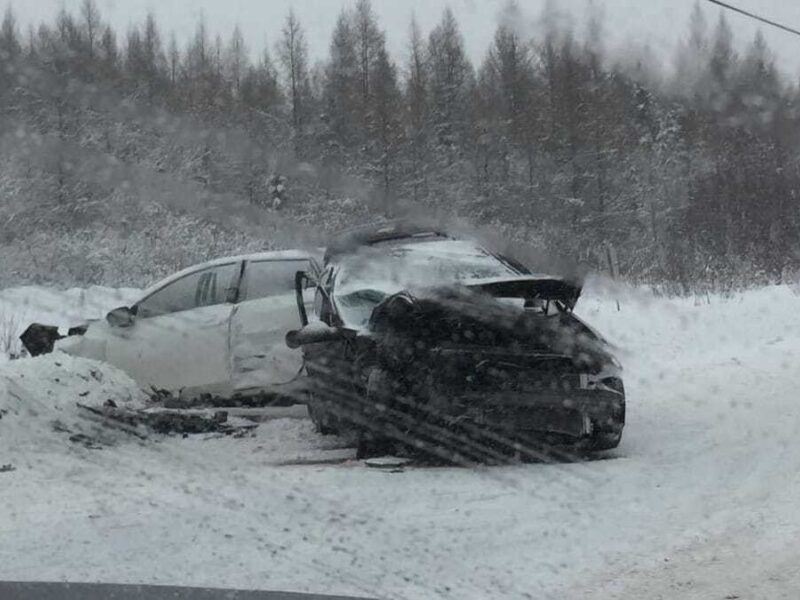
241,260,308,301
137,263,239,318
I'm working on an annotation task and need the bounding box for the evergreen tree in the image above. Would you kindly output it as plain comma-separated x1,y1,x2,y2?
404,15,430,201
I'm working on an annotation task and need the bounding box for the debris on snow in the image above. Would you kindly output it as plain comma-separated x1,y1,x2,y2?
78,404,258,437
0,353,147,454
19,323,63,356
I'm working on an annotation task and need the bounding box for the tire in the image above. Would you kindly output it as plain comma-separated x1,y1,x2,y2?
306,390,336,435
587,430,622,451
356,433,391,459
587,383,625,452
356,368,393,458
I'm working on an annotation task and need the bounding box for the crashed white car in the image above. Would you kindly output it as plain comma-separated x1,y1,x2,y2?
51,251,317,399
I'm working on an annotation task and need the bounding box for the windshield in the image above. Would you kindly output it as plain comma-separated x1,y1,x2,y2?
333,240,519,327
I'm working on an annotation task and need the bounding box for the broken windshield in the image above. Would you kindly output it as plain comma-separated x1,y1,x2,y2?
333,240,519,327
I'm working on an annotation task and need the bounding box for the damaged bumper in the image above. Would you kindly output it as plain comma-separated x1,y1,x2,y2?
442,389,625,439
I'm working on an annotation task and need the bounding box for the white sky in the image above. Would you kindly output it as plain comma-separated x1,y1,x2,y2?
4,0,800,78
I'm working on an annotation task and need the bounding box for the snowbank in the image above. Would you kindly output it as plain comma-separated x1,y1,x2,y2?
0,353,147,457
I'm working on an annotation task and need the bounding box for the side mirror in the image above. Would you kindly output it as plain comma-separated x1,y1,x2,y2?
286,322,345,349
106,306,135,328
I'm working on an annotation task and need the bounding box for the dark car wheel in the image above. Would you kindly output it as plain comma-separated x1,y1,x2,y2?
587,430,622,451
306,391,337,435
355,368,394,458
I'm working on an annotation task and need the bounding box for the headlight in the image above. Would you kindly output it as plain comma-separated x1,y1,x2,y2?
600,376,625,395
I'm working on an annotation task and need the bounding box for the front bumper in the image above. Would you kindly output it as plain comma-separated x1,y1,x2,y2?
433,390,625,439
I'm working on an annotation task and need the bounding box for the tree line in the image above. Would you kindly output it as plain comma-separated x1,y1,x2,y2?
0,0,798,292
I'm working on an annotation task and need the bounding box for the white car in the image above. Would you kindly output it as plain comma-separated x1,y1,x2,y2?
55,250,318,400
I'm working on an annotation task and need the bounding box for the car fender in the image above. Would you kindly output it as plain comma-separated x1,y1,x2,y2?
54,324,108,361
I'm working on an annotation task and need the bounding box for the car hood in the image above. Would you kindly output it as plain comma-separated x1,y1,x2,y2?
335,275,582,328
460,275,581,310
364,276,611,371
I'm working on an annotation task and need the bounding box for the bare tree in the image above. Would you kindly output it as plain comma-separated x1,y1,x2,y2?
427,7,472,148
80,0,101,61
276,9,310,132
167,32,180,87
353,0,384,112
370,45,401,201
405,15,429,200
325,10,359,147
225,25,248,100
0,5,21,61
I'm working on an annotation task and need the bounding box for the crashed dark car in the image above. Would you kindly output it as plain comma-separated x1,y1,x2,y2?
287,223,625,461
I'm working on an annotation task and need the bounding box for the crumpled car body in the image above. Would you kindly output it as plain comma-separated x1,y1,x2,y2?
22,250,318,401
288,223,625,459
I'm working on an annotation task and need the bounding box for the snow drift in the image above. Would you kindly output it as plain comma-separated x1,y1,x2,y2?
0,354,147,456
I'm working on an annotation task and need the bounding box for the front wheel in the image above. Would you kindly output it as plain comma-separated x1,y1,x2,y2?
355,368,394,458
306,390,336,435
587,430,622,451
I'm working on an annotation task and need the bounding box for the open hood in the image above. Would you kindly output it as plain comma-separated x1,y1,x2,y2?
365,274,608,369
463,275,582,310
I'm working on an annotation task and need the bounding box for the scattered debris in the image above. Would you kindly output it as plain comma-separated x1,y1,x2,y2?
76,403,257,437
68,433,103,449
364,456,413,472
19,323,88,357
19,323,62,357
152,388,300,409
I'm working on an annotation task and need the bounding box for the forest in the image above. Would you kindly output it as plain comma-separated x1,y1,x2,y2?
0,0,797,293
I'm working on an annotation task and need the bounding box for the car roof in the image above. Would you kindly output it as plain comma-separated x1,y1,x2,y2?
333,236,535,278
324,219,452,264
140,249,316,299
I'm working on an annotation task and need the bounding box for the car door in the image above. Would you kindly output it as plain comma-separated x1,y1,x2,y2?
105,261,242,396
228,258,312,393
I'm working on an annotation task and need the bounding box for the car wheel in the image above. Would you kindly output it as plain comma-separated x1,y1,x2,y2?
356,368,393,458
588,430,622,451
307,390,336,435
356,433,391,459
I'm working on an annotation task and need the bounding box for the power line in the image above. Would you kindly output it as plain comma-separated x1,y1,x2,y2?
706,0,800,38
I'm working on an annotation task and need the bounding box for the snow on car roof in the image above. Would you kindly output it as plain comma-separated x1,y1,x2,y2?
324,219,453,263
334,239,527,294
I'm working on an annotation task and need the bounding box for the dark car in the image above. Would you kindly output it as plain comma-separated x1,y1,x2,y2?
287,222,625,462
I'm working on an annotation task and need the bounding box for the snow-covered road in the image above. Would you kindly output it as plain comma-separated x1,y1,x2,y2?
1,283,799,599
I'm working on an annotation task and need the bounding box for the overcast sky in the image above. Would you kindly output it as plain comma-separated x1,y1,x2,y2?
4,0,800,77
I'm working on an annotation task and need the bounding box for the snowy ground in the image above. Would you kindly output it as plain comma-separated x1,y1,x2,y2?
1,281,800,599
